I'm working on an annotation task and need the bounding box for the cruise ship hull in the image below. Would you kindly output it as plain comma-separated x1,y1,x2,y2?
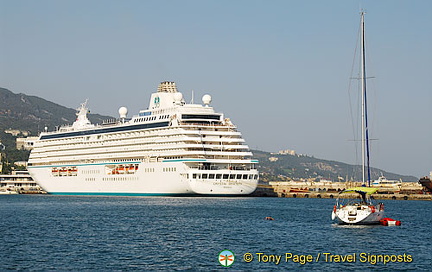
29,161,258,196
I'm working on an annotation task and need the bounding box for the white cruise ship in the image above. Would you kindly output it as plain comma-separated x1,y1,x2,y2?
27,82,259,195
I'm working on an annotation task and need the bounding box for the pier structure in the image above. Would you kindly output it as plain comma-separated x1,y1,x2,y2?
265,181,432,200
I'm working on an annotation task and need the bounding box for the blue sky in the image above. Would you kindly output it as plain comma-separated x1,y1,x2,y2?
1,0,431,178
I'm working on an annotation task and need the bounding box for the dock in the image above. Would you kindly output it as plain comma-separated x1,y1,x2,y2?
272,191,432,201
260,181,432,200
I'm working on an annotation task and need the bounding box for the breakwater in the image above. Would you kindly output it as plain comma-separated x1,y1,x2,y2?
256,181,432,200
273,191,432,201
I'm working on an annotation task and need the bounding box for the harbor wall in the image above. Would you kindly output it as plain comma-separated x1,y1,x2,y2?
264,181,432,200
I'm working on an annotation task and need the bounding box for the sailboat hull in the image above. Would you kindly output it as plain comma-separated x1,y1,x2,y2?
333,204,384,224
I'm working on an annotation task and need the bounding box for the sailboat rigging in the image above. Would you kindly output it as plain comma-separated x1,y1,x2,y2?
332,11,385,225
360,11,372,187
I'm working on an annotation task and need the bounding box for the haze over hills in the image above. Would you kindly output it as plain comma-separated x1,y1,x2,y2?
0,87,418,181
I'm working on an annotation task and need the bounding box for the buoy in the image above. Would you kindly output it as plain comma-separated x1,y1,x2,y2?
265,217,275,221
379,217,401,226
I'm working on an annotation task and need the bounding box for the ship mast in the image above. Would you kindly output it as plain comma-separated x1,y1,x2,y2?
360,11,372,186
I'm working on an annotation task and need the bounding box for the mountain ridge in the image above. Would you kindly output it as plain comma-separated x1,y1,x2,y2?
253,150,417,182
0,87,111,134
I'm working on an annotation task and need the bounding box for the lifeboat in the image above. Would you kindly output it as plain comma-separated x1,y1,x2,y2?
125,164,137,174
117,166,125,174
51,168,59,176
59,168,68,176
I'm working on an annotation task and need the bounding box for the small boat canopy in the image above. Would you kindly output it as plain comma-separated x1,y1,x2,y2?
339,187,378,204
342,187,378,195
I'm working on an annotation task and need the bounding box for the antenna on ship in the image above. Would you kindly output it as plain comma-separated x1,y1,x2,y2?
190,90,194,104
118,107,128,123
202,94,212,107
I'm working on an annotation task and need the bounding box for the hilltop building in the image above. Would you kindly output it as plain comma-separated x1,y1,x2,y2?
271,149,301,156
277,149,296,155
4,129,30,137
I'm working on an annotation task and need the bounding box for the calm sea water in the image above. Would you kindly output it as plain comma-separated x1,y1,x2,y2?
0,195,430,271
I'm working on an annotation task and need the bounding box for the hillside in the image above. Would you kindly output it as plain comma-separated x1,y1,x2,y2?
0,87,110,134
254,150,418,182
0,87,112,173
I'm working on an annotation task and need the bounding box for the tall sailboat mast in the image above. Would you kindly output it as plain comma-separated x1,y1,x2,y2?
331,11,385,225
360,11,372,186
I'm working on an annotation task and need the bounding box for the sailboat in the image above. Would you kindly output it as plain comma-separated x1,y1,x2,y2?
331,11,385,224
